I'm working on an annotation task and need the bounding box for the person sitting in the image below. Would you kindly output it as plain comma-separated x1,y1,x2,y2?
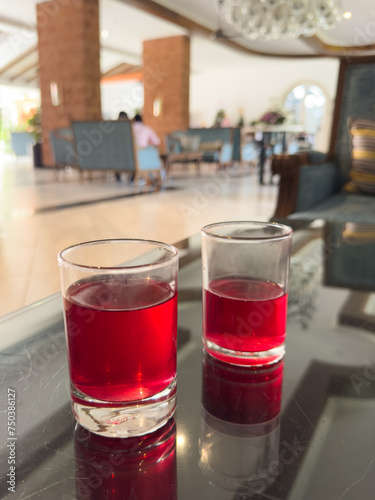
118,111,128,120
115,111,130,182
132,113,160,148
131,114,161,186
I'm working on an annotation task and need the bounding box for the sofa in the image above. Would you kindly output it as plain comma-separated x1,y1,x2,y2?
50,120,163,183
165,127,241,171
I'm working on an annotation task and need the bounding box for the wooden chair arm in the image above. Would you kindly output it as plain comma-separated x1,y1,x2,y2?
271,153,310,219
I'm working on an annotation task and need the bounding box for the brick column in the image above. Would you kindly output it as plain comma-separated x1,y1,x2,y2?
37,0,101,166
143,36,190,153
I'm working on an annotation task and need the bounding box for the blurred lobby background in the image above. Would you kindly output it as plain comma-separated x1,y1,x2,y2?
0,0,371,316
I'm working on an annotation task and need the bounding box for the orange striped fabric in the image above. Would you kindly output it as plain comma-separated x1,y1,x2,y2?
345,118,375,194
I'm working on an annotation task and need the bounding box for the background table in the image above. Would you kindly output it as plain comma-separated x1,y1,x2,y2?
243,124,305,184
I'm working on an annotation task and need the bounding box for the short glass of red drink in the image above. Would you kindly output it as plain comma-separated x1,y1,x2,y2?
58,239,178,437
201,221,292,366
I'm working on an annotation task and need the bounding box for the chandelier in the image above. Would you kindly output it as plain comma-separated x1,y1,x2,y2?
221,0,342,40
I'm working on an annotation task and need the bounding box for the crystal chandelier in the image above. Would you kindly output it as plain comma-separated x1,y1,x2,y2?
221,0,342,40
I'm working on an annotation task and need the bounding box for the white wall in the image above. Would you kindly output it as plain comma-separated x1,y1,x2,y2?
101,79,143,120
190,56,340,152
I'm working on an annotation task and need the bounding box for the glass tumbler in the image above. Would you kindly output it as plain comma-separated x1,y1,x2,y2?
58,239,178,437
202,221,292,366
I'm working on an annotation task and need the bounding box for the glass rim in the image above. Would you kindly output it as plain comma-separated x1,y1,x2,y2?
201,221,293,241
57,238,179,272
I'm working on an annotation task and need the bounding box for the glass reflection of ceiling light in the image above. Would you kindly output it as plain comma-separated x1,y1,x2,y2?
293,85,306,99
343,11,352,19
222,0,342,39
101,30,109,38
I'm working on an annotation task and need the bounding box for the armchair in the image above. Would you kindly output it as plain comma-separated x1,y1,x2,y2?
50,128,78,173
272,56,375,225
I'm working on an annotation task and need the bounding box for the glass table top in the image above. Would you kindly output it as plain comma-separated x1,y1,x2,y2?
1,223,375,499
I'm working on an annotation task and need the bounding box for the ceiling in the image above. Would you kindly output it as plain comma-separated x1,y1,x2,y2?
0,0,374,87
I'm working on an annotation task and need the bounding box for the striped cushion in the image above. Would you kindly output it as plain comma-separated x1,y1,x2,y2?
345,118,375,194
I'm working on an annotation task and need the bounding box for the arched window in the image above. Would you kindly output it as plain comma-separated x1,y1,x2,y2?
284,84,326,137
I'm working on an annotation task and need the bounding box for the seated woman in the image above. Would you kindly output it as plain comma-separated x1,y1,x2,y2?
132,114,161,148
132,114,162,186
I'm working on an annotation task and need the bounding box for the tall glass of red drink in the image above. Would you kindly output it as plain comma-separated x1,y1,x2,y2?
58,239,178,437
202,221,292,366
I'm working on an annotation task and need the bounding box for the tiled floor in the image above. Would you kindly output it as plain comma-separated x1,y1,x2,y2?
0,157,278,317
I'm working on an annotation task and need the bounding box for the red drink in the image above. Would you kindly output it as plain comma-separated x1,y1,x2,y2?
203,277,287,361
63,276,177,402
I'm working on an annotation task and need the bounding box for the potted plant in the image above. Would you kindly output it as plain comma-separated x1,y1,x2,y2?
237,109,245,128
27,109,43,167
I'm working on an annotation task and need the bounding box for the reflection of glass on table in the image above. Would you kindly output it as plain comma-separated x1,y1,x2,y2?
74,418,177,500
199,352,283,494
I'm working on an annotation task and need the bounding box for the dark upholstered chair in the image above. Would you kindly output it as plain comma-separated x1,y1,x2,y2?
272,56,375,225
323,222,375,291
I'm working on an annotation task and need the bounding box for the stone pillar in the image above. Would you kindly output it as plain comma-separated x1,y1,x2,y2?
36,0,101,166
143,36,190,153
